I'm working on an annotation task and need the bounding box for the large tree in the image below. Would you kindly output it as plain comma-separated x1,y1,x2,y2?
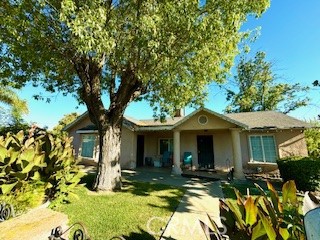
225,51,309,113
0,0,270,191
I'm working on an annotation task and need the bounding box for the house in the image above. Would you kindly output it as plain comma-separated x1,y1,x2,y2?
64,108,310,178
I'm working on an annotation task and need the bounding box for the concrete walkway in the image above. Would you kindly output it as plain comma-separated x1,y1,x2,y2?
123,168,224,240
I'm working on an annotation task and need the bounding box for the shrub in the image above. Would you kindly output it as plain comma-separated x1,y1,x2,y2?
201,181,305,240
0,129,84,209
277,157,320,191
0,182,45,214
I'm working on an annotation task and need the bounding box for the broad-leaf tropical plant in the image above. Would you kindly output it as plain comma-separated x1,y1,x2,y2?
202,181,305,240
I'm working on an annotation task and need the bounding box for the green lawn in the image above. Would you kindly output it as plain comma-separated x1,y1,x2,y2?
54,174,185,240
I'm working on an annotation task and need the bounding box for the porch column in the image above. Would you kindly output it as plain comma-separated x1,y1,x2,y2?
172,130,182,175
230,128,245,179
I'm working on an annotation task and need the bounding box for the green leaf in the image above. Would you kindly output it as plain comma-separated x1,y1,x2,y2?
279,227,290,240
21,162,35,173
267,181,282,214
251,220,266,240
282,180,297,205
16,130,25,143
33,153,45,166
234,188,245,219
46,182,53,189
254,183,267,197
244,196,258,226
24,137,35,148
11,171,28,180
199,220,219,240
227,200,246,230
31,171,41,181
206,213,223,240
0,182,18,194
260,198,277,227
258,211,277,240
8,150,19,165
0,145,7,162
219,199,235,230
20,148,35,163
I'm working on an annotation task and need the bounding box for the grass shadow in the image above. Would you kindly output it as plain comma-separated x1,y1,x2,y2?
122,180,185,212
114,228,157,240
80,173,96,190
80,173,185,212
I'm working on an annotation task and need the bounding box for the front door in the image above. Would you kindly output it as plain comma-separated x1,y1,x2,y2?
197,135,214,168
136,135,144,167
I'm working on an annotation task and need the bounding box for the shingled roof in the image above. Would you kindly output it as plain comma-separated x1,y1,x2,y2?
225,111,311,129
66,109,311,132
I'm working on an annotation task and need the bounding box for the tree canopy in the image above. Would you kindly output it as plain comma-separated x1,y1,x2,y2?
225,51,309,114
0,0,270,191
1,0,270,117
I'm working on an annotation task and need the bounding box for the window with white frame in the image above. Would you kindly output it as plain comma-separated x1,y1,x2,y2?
249,135,277,163
81,135,96,158
159,139,173,155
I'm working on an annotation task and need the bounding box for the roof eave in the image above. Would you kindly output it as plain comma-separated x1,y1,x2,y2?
136,126,174,131
245,126,308,131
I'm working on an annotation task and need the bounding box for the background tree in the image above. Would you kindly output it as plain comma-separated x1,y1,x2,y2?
0,85,30,136
225,51,309,113
0,86,29,123
1,0,270,191
51,112,79,136
305,120,320,158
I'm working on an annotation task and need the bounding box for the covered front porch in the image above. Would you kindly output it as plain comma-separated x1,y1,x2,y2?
137,127,245,179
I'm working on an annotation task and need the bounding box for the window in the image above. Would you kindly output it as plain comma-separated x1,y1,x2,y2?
249,135,277,163
159,139,173,155
81,135,96,158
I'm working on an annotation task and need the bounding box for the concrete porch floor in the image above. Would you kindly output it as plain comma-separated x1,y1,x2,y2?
81,164,229,182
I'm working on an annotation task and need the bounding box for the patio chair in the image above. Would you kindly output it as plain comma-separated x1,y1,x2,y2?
183,152,192,166
161,151,172,167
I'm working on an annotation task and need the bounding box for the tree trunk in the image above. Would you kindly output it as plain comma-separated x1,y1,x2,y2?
73,57,144,191
93,123,122,191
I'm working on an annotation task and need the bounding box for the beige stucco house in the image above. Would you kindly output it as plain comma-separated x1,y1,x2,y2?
64,108,310,178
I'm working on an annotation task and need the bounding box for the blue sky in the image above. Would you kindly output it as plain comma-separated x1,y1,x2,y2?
17,0,320,129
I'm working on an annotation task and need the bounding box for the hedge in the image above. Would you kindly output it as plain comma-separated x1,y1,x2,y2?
277,157,320,192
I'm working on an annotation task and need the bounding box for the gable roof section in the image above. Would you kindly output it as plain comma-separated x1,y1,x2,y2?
225,111,311,129
63,111,90,132
171,108,247,129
